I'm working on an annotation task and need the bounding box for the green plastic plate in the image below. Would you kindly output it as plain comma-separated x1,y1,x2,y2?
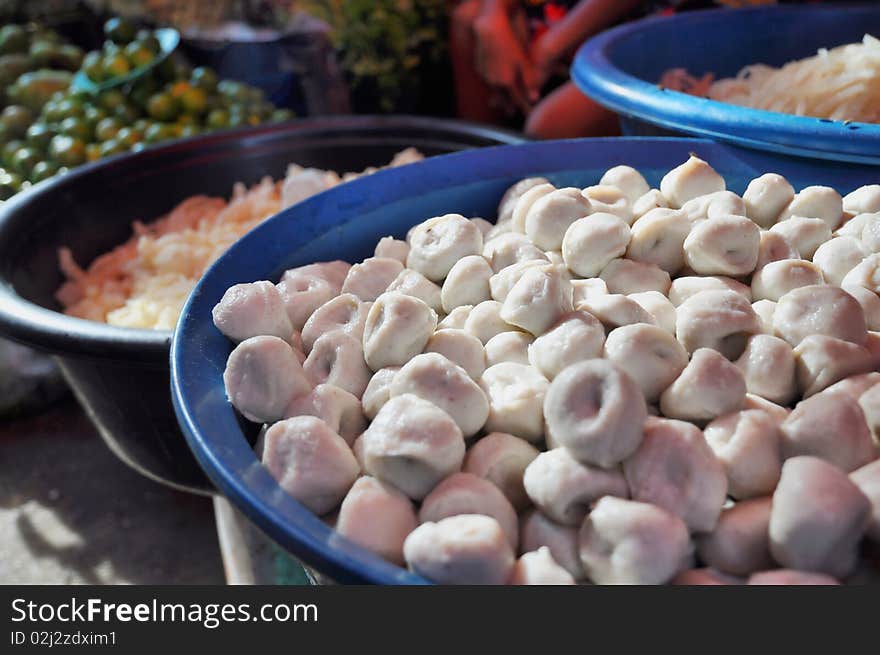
70,28,180,94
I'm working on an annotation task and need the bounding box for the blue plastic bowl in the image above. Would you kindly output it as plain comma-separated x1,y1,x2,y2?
171,138,880,584
572,5,880,164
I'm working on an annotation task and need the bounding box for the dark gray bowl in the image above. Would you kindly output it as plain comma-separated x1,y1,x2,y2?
0,116,524,494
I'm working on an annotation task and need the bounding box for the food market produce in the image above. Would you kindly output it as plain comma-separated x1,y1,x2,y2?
208,155,880,584
0,17,294,201
661,34,880,123
0,22,82,198
56,149,424,329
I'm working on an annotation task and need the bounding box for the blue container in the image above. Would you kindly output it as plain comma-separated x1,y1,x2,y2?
572,5,880,164
181,29,346,115
171,138,880,584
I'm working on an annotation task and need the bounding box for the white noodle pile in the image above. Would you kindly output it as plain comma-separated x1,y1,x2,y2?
664,35,880,123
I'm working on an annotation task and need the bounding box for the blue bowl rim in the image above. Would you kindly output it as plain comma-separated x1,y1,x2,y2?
572,4,880,164
171,135,880,585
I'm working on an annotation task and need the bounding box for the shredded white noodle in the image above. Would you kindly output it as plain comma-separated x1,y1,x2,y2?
57,148,425,329
661,35,880,123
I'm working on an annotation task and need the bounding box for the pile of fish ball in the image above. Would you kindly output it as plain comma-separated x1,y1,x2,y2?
213,155,880,584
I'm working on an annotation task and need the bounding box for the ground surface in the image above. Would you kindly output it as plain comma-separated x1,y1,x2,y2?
0,400,225,584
